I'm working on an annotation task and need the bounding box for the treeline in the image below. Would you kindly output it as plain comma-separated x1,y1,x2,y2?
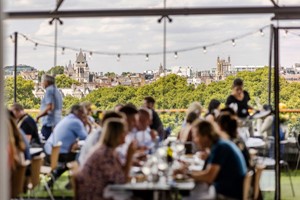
5,67,300,130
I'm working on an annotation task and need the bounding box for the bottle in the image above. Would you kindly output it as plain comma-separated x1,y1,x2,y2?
167,142,173,164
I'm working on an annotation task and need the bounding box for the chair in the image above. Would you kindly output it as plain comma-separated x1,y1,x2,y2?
294,133,300,172
11,160,31,198
40,141,62,200
243,170,254,200
27,153,45,198
254,165,265,200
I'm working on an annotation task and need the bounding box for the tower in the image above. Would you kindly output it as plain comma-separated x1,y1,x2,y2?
74,49,90,83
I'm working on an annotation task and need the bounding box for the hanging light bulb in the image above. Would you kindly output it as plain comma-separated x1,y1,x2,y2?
284,29,288,37
203,46,207,54
231,39,236,47
174,52,178,59
117,54,121,62
89,52,93,59
62,47,65,55
145,54,149,61
9,35,15,43
33,43,38,50
260,29,264,37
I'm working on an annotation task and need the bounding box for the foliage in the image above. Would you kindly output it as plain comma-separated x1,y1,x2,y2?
55,74,80,88
104,72,117,78
63,95,81,111
4,76,40,109
47,66,65,76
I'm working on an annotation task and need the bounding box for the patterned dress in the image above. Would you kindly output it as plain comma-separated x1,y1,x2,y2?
76,145,126,200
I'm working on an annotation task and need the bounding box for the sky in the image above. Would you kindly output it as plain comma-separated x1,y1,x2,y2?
3,0,300,74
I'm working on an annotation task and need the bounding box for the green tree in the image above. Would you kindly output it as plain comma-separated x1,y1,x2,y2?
63,95,81,110
55,74,80,88
104,72,117,78
5,76,40,109
47,66,64,76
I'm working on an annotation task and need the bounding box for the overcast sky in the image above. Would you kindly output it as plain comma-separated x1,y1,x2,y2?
3,0,300,74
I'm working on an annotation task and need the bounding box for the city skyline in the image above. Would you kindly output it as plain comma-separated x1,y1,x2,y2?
3,0,300,74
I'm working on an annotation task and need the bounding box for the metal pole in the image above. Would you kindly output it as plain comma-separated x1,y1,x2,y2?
163,0,166,72
268,25,274,105
54,19,58,69
13,32,18,103
0,0,9,198
273,26,281,200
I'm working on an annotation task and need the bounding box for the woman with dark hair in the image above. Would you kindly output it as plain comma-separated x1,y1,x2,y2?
225,78,251,118
216,113,252,168
178,112,198,143
205,99,221,123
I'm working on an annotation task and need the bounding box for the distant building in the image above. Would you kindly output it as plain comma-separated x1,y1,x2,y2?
216,56,231,80
4,64,37,79
64,49,92,83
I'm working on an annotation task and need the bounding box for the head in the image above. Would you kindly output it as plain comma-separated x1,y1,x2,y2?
11,103,25,120
41,74,55,88
186,102,202,117
232,78,244,96
114,104,124,112
70,104,87,122
144,96,155,109
119,104,138,131
100,118,128,148
101,111,125,126
216,113,238,139
192,120,219,151
137,108,152,131
186,112,198,124
81,102,93,116
208,99,221,114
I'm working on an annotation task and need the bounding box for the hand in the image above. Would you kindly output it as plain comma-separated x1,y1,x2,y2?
127,140,138,157
197,148,210,160
150,130,158,141
35,116,40,123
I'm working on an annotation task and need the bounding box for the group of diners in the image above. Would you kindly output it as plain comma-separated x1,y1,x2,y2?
7,76,269,200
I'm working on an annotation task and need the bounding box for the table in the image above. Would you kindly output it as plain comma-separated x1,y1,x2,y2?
109,180,195,200
246,137,266,148
30,147,43,157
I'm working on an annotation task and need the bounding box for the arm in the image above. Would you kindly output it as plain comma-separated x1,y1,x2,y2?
190,164,220,184
36,104,53,122
123,141,137,181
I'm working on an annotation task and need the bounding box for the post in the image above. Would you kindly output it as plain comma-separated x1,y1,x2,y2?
54,19,58,69
268,25,273,105
163,0,166,73
0,0,9,198
14,32,18,103
273,26,281,200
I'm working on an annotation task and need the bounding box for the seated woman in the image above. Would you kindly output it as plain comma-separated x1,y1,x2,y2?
205,99,221,123
76,118,136,200
180,120,247,200
216,112,252,169
178,111,198,143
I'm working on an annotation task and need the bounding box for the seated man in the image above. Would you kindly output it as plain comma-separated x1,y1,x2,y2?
44,104,88,187
126,108,157,150
11,103,41,147
177,120,247,200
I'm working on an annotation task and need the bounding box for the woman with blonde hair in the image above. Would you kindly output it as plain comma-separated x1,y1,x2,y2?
76,118,137,200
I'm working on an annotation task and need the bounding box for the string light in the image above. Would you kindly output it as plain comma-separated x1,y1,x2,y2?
62,47,65,55
117,54,121,62
203,46,207,54
284,29,288,37
231,39,236,47
33,43,38,50
12,24,270,59
260,29,264,36
89,52,93,59
9,35,14,43
174,52,178,59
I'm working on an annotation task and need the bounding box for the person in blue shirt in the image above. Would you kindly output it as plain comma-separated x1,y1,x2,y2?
186,120,247,199
36,74,63,140
44,104,88,187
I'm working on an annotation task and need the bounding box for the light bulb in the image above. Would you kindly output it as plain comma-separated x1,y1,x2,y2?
203,46,207,54
260,29,264,37
89,52,93,59
232,39,236,47
145,54,149,61
62,47,65,55
174,52,178,59
117,54,121,62
34,43,38,50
